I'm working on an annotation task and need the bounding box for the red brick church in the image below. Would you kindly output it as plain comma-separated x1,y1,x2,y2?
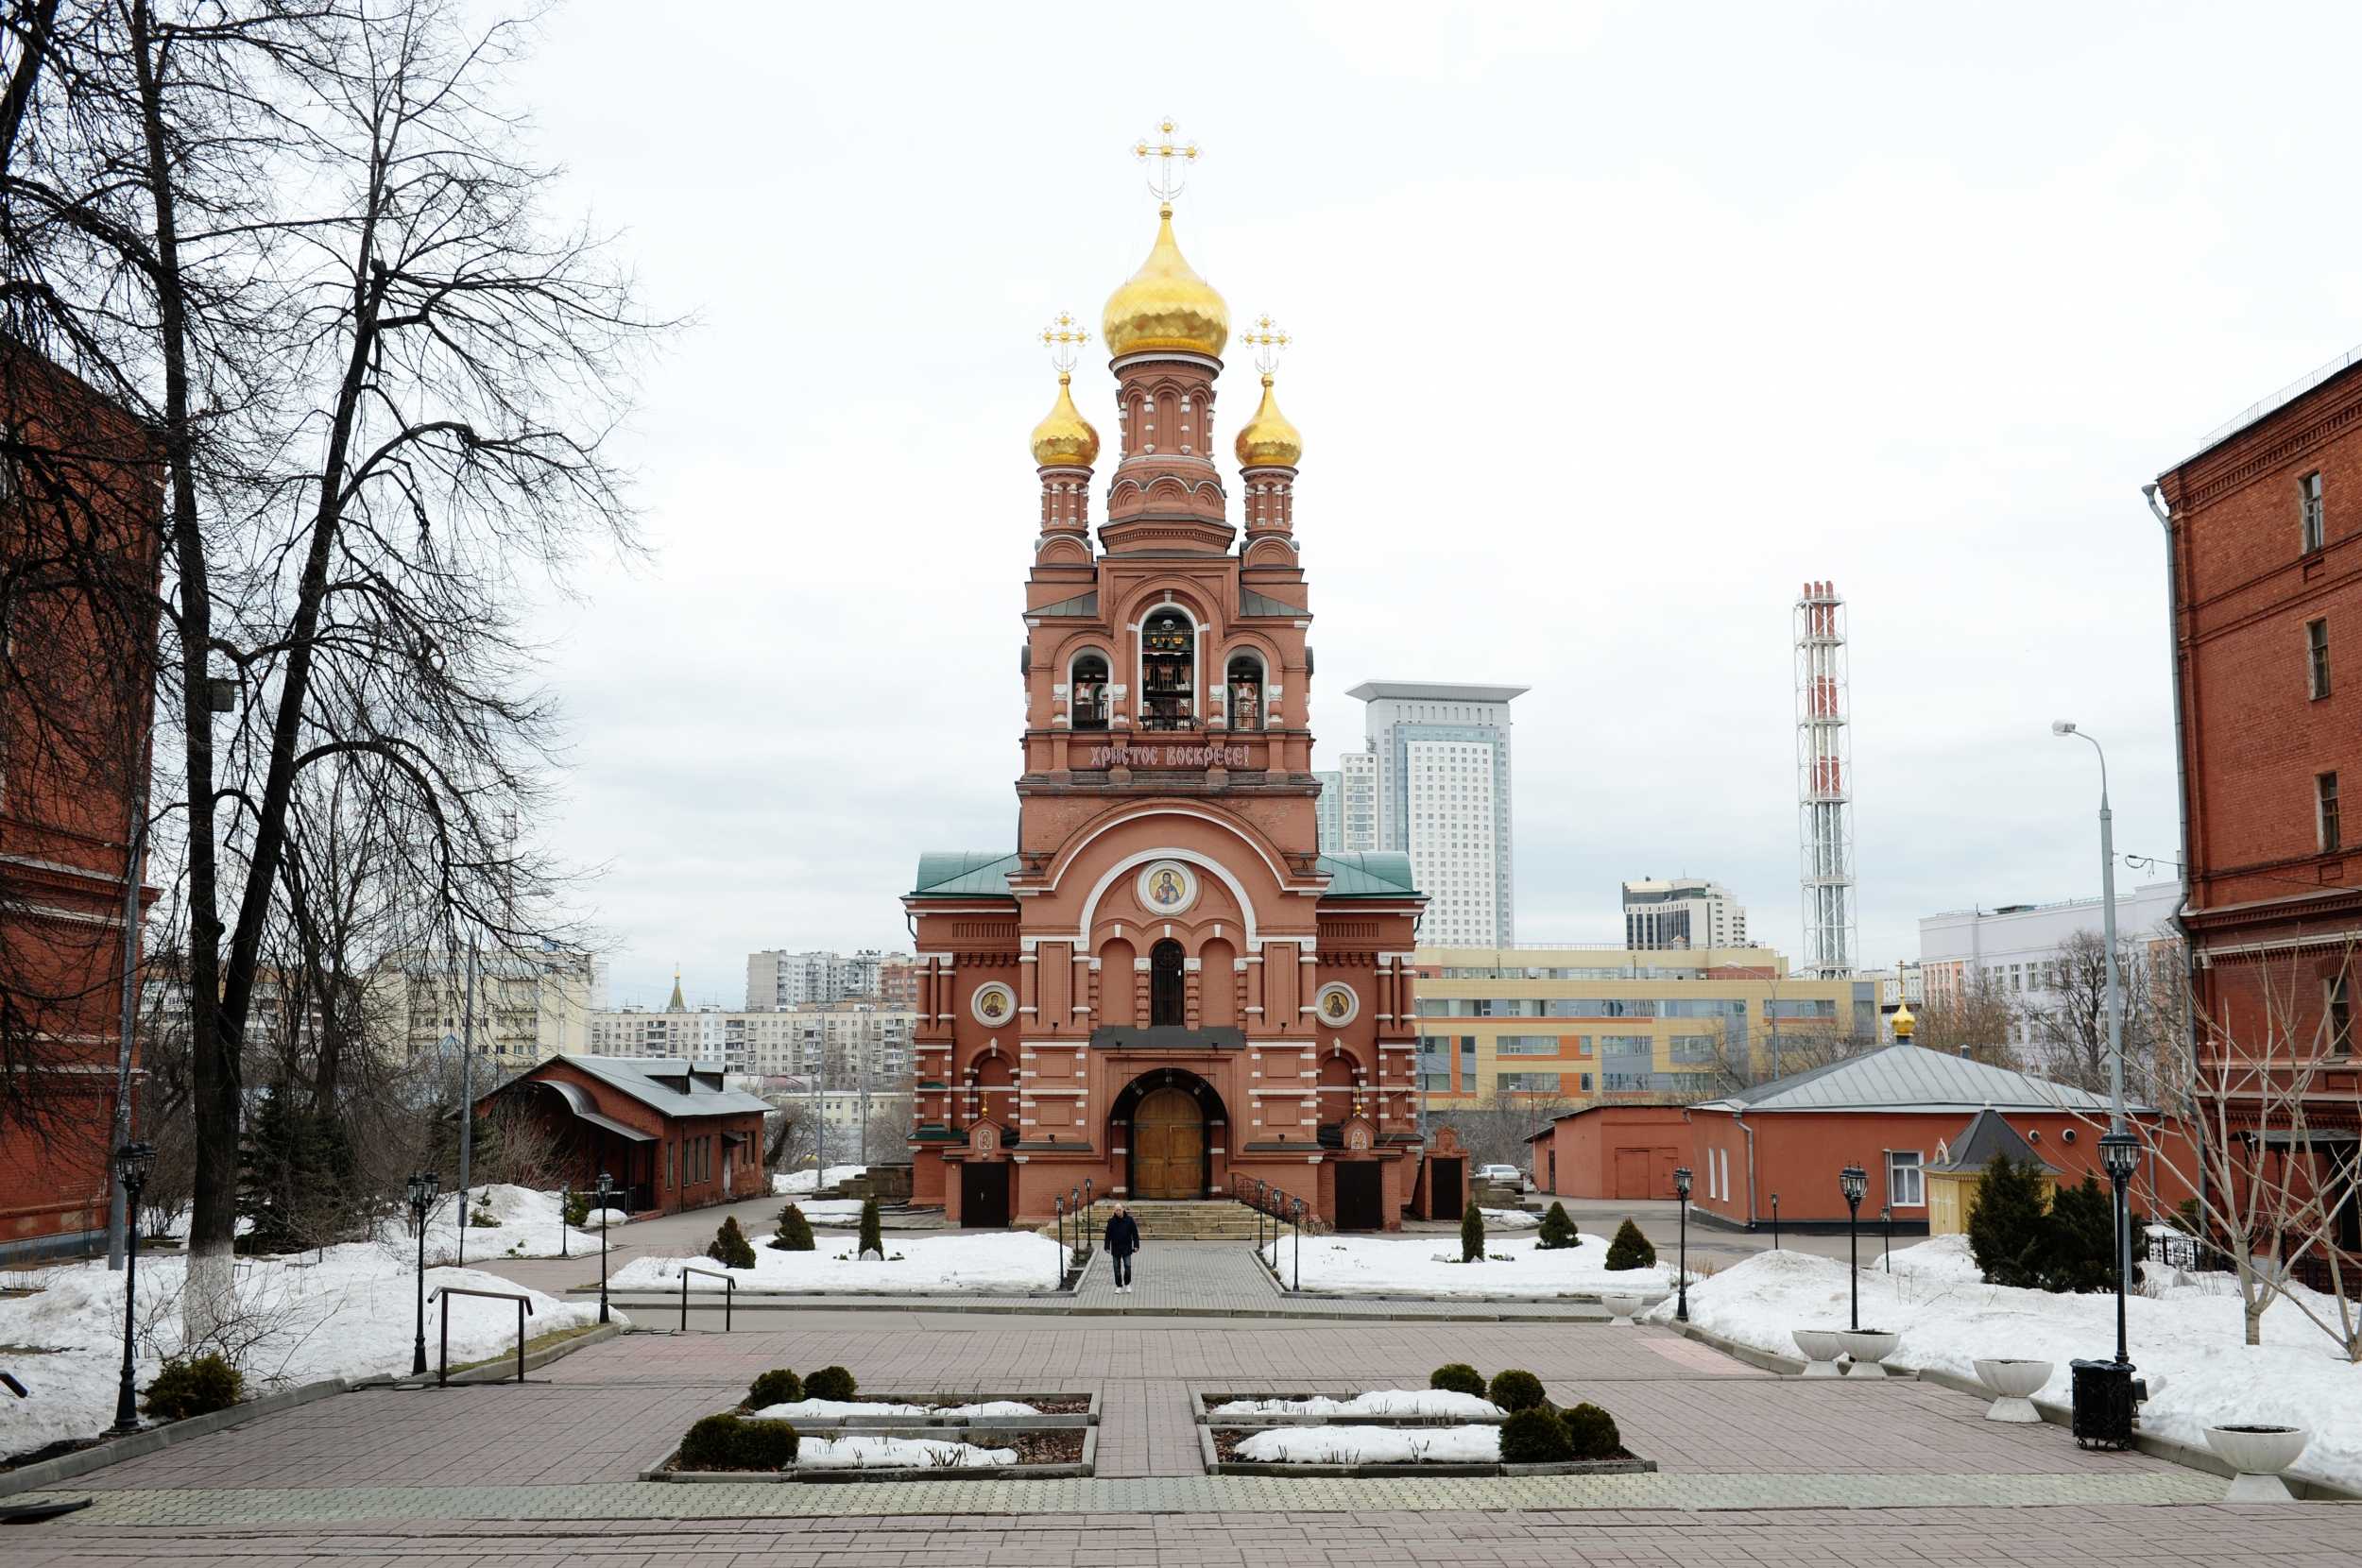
904,146,1431,1230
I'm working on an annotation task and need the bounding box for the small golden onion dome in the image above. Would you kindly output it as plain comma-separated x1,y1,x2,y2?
1891,1001,1916,1041
1234,373,1302,469
1102,205,1229,360
1029,372,1100,469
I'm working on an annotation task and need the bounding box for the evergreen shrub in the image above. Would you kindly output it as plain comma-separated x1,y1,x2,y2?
1561,1401,1621,1459
1460,1203,1485,1263
1429,1362,1485,1397
142,1354,244,1422
677,1413,798,1470
1487,1369,1548,1412
804,1364,857,1402
1535,1202,1579,1250
1498,1406,1573,1463
707,1215,757,1270
745,1368,804,1408
770,1202,815,1252
1603,1218,1655,1271
859,1196,884,1258
1966,1154,2051,1288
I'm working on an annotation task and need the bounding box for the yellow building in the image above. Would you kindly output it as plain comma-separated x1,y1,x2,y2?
1924,1106,2062,1236
1412,946,1877,1109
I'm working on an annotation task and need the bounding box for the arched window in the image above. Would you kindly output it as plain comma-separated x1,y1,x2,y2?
1070,652,1109,731
1226,653,1265,730
1150,939,1186,1027
1140,609,1194,731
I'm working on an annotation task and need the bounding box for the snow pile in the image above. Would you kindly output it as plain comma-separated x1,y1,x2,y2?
1481,1208,1541,1229
1655,1236,2362,1491
1235,1423,1501,1464
751,1397,1040,1420
613,1231,1068,1294
775,1166,867,1195
0,1244,613,1461
796,1434,1017,1469
1265,1232,1685,1297
795,1200,865,1223
383,1185,608,1262
1210,1390,1501,1419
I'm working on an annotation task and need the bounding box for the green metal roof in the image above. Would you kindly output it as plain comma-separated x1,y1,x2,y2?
1317,851,1420,897
910,850,1020,899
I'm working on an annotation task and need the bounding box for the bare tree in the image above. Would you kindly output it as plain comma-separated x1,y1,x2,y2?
1912,971,2023,1065
2023,929,2161,1095
1442,1089,1577,1170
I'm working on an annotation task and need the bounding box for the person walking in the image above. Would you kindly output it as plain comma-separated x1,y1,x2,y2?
1104,1202,1141,1293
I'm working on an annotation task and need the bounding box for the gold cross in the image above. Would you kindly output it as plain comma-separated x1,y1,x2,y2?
1241,313,1290,375
1132,116,1199,205
1040,311,1088,374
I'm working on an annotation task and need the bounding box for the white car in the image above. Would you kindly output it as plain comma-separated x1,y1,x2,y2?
1476,1164,1527,1189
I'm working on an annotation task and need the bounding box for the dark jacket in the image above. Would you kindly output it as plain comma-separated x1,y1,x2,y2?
1104,1213,1141,1256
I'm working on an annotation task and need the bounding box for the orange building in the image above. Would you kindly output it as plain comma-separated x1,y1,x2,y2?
902,162,1429,1231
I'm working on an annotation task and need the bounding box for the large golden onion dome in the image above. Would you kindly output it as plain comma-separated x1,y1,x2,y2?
1102,205,1228,360
1029,372,1100,469
1234,374,1302,469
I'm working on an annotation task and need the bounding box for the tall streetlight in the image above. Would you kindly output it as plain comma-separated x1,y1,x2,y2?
1839,1164,1868,1332
2052,722,2136,1319
594,1171,616,1325
1671,1166,1693,1322
2100,1131,2142,1364
110,1142,156,1433
407,1172,439,1376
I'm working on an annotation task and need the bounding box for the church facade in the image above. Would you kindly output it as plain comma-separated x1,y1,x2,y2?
904,174,1431,1231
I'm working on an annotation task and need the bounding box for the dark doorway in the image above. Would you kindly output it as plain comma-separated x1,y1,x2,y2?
1335,1163,1384,1231
1149,939,1185,1026
1429,1157,1463,1220
960,1161,1012,1228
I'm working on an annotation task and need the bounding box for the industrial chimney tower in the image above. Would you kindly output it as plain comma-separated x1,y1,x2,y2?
1794,579,1857,978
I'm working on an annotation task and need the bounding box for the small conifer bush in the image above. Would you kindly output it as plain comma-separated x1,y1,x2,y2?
1460,1202,1485,1263
1487,1368,1548,1412
1604,1218,1656,1271
1498,1406,1574,1463
770,1202,815,1252
1966,1154,2050,1288
858,1196,884,1258
707,1214,757,1269
804,1364,858,1402
1430,1362,1485,1397
142,1354,245,1422
1561,1401,1621,1459
677,1412,798,1470
1535,1202,1579,1251
562,1188,590,1227
745,1368,804,1408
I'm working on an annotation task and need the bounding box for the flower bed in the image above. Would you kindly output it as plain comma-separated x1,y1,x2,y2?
749,1392,1096,1428
648,1423,1093,1481
1201,1422,1652,1476
1199,1389,1505,1424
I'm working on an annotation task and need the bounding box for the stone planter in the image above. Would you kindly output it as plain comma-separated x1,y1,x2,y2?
1972,1358,2052,1423
1835,1329,1899,1376
1602,1294,1644,1325
2203,1424,2309,1501
1791,1328,1845,1379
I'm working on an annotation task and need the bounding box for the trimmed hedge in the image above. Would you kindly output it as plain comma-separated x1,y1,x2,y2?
1498,1406,1573,1464
142,1354,244,1422
859,1197,884,1258
804,1364,857,1402
1430,1362,1486,1397
746,1368,804,1408
677,1412,798,1471
1562,1401,1621,1459
1604,1218,1656,1271
1460,1203,1485,1263
1535,1202,1579,1251
770,1202,815,1252
707,1215,757,1270
1487,1368,1548,1412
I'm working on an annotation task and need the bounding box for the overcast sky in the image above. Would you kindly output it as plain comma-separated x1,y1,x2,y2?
501,2,2362,1010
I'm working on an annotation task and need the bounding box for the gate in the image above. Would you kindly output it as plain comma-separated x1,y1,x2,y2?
1335,1162,1384,1231
960,1161,1011,1229
1429,1157,1463,1220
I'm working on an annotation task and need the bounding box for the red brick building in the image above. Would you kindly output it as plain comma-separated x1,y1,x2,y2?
2156,349,2362,1258
475,1055,771,1216
0,344,162,1261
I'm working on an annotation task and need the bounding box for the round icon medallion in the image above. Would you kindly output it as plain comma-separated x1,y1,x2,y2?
1136,860,1199,916
970,982,1017,1026
1315,981,1360,1026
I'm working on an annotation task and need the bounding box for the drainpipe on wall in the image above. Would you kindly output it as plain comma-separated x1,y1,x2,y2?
2147,482,2204,1228
1735,1109,1757,1228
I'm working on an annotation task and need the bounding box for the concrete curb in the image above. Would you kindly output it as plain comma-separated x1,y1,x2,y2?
0,1376,354,1497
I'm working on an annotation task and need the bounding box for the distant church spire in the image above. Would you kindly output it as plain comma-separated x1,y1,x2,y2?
665,964,686,1013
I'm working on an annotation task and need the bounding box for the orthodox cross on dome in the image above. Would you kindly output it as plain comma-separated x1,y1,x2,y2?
1040,311,1088,374
1240,313,1290,376
1132,116,1199,205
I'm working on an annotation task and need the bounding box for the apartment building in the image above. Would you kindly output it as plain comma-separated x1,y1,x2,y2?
744,947,913,1010
1621,878,1748,950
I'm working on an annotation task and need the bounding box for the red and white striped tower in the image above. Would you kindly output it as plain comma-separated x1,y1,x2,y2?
1795,580,1858,978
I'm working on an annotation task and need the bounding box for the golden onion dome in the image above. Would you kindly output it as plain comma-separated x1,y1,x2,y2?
1234,373,1302,469
1102,205,1228,360
1891,1001,1916,1041
1029,372,1100,469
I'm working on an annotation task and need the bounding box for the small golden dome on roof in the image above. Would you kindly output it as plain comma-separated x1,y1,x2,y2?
1102,205,1228,360
1029,372,1099,469
1891,1001,1916,1041
1234,374,1302,469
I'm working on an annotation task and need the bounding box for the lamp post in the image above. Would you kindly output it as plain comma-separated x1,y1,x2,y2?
2052,720,2133,1297
406,1171,439,1376
1839,1164,1868,1331
1881,1203,1893,1272
1671,1166,1693,1322
110,1142,156,1433
2100,1131,2141,1365
559,1183,570,1259
1771,1192,1781,1252
594,1171,615,1325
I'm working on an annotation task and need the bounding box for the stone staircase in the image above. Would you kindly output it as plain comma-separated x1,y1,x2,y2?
1039,1199,1270,1241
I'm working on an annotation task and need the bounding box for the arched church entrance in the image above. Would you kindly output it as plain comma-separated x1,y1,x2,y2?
1112,1069,1225,1202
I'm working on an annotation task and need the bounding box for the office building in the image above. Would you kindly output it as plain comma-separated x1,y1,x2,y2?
1347,680,1526,946
1622,878,1747,950
1314,748,1378,854
1919,882,2183,1042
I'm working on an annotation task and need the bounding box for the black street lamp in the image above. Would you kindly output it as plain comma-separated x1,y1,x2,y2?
594,1171,616,1325
2099,1131,2142,1366
1770,1192,1781,1251
1839,1165,1869,1331
1671,1166,1693,1322
1881,1203,1893,1272
110,1142,156,1434
407,1171,439,1376
559,1182,571,1259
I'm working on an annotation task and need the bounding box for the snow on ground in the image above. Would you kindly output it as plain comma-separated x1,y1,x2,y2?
1481,1208,1540,1229
0,1244,614,1460
1234,1423,1501,1464
386,1185,608,1263
775,1166,866,1195
789,1200,864,1223
1654,1236,2362,1491
795,1434,1017,1469
751,1398,1040,1420
613,1231,1068,1294
1210,1390,1501,1419
1264,1232,1684,1297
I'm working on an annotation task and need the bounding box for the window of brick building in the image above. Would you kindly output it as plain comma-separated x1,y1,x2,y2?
2302,470,2326,554
2319,771,2342,853
2309,619,2333,699
2330,972,2353,1057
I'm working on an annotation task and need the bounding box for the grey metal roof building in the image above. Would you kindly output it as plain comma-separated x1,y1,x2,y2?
1690,1042,2152,1116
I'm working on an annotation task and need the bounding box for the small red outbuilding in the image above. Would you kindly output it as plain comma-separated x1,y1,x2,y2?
475,1054,771,1217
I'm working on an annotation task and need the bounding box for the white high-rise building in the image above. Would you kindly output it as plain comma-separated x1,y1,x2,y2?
1344,681,1527,947
1919,882,2183,1046
744,947,911,1011
1622,878,1748,950
1313,749,1378,853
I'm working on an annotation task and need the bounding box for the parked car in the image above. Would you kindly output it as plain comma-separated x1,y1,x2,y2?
1476,1163,1528,1191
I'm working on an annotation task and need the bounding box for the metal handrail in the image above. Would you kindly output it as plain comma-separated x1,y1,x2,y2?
678,1267,736,1333
426,1286,535,1387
